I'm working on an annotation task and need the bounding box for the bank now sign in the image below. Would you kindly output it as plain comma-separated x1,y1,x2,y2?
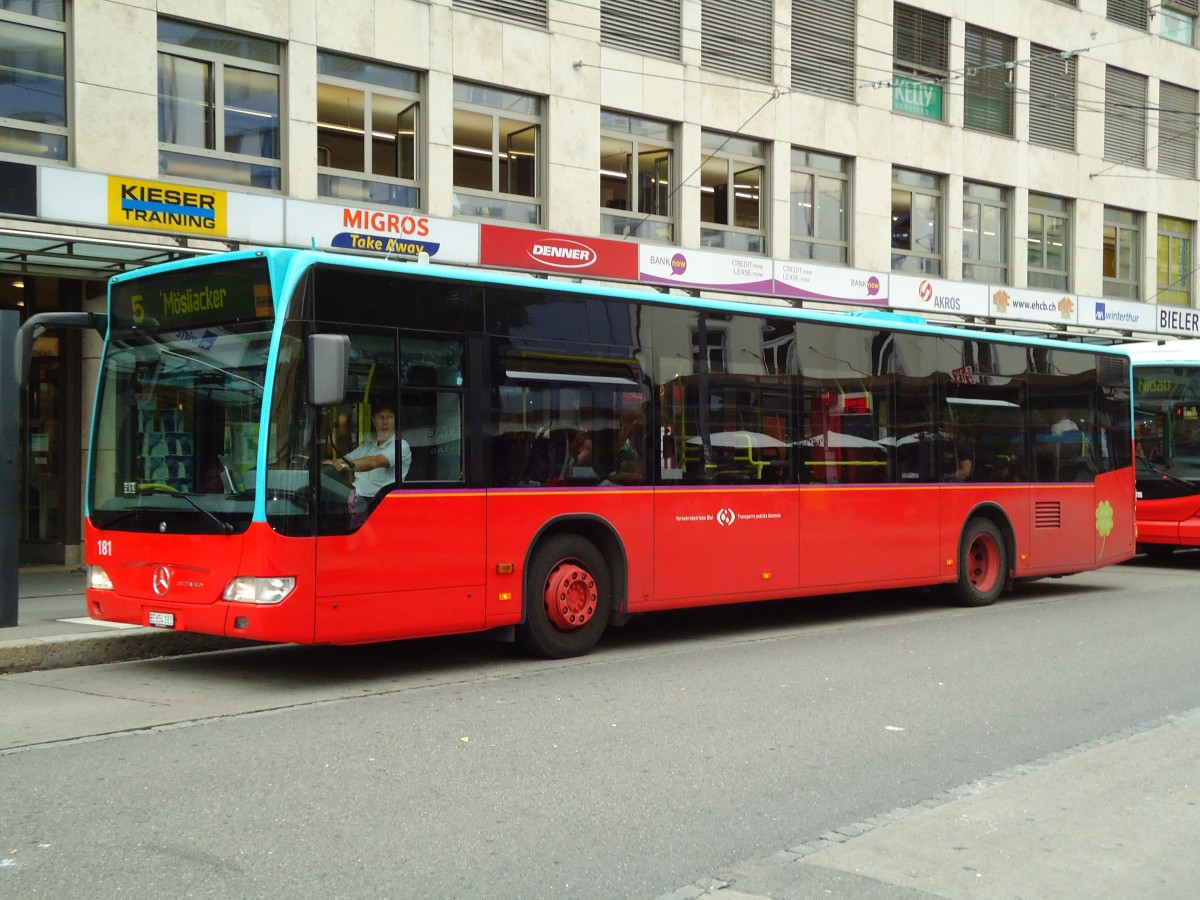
480,225,639,281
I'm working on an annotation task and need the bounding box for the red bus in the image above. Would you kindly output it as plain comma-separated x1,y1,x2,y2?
17,249,1136,656
1125,339,1200,557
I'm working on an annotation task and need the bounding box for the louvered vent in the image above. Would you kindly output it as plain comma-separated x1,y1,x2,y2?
453,0,548,29
1029,44,1076,151
702,0,773,82
1158,82,1198,180
1097,355,1130,388
1035,501,1062,529
601,0,682,61
791,0,855,101
1107,0,1148,29
1104,67,1147,166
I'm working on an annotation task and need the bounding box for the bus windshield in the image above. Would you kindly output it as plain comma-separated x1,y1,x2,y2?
1134,364,1200,482
89,258,275,534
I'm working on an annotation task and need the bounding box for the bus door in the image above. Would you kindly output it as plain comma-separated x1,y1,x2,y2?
311,329,486,642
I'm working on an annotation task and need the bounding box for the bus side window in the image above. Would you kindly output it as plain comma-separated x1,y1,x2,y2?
399,339,466,484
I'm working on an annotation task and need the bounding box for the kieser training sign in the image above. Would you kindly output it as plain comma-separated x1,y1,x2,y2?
107,176,228,237
480,224,639,280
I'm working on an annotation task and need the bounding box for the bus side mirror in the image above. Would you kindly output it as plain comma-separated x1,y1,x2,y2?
308,333,350,407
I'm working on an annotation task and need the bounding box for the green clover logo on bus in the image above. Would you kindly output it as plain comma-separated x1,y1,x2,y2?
1096,500,1115,554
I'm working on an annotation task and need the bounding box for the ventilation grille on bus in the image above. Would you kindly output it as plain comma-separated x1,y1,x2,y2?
1097,355,1129,387
1035,501,1062,529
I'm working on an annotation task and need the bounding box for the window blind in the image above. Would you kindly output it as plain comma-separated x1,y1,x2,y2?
963,26,1014,135
893,3,949,76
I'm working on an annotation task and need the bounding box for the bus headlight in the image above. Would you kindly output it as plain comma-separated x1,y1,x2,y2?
88,565,113,591
222,576,296,605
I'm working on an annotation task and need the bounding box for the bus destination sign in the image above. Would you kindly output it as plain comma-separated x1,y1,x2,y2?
112,259,274,331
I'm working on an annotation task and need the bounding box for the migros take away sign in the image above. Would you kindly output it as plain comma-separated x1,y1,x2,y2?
107,176,228,237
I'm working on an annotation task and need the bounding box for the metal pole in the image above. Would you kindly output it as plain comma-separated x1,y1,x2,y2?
0,309,19,627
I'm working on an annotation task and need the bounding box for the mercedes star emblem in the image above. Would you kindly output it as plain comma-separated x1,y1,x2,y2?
152,566,171,596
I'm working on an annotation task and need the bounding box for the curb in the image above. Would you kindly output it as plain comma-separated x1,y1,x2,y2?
0,630,256,674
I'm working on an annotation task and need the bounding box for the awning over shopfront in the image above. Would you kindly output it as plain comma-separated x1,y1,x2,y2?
0,227,223,281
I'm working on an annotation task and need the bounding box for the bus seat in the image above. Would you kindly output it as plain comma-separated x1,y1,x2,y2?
733,432,768,479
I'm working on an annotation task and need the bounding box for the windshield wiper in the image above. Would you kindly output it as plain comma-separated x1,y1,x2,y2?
139,486,236,534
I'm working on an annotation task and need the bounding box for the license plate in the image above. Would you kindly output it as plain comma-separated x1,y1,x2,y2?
148,611,175,628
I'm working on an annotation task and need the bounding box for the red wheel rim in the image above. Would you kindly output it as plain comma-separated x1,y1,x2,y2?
543,561,597,631
967,533,1001,595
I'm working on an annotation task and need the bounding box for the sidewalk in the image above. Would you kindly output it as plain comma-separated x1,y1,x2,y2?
0,566,247,674
666,708,1200,900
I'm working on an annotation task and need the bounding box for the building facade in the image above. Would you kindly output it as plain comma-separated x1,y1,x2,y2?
2,0,1198,563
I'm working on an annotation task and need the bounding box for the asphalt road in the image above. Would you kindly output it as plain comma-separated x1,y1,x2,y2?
3,555,1200,898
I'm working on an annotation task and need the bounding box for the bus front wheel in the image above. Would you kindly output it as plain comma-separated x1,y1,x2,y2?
954,518,1007,607
519,535,612,659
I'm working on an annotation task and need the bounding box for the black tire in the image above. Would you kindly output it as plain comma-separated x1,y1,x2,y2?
518,534,611,659
953,518,1007,607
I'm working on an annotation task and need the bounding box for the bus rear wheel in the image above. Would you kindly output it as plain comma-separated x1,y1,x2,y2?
954,518,1007,607
518,535,611,659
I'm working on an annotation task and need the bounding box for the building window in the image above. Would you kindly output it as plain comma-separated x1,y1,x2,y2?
1103,206,1141,300
891,168,942,275
790,148,849,264
1159,82,1198,180
892,4,949,121
1027,193,1071,291
792,0,855,101
0,0,67,161
1104,66,1147,167
964,26,1015,136
1108,0,1148,30
701,0,772,82
1160,1,1197,46
699,131,766,254
453,0,547,29
962,182,1008,283
157,19,282,190
599,111,674,242
452,82,541,225
1029,44,1076,152
1157,216,1193,307
601,0,680,61
317,52,420,210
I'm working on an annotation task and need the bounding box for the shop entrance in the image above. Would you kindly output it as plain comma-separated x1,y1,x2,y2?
3,275,88,566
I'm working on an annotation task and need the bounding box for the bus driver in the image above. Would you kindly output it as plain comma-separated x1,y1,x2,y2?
325,404,412,513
